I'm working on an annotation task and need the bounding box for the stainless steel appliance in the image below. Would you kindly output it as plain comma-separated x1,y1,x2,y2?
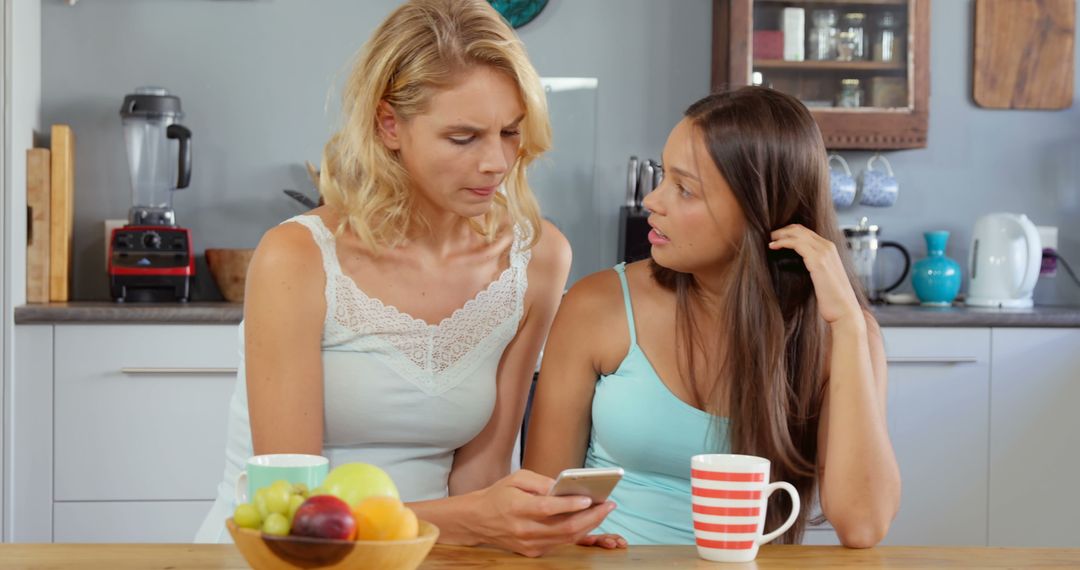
618,156,661,263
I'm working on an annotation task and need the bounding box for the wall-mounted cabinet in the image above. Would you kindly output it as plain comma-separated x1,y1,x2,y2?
712,0,930,149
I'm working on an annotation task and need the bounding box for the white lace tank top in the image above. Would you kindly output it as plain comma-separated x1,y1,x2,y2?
196,215,530,542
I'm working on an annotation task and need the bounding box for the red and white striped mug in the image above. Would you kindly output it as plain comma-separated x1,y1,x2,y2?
690,454,800,562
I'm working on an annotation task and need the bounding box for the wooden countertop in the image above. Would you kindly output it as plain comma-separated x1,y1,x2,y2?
1,543,1078,568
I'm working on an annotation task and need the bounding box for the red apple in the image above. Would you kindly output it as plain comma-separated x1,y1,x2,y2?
290,495,357,540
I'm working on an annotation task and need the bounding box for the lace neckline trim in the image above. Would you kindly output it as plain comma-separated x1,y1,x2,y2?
297,214,526,332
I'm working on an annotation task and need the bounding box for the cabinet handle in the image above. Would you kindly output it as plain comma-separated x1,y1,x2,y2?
886,357,979,364
120,367,238,375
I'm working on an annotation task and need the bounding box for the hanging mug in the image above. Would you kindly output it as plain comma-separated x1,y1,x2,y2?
859,154,899,207
828,154,856,208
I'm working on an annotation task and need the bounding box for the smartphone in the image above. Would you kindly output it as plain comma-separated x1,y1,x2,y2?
548,467,624,505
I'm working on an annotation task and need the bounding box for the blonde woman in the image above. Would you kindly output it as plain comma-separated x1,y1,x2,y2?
197,0,618,556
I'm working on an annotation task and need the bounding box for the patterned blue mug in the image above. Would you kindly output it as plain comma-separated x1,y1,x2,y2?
829,154,856,208
859,154,899,207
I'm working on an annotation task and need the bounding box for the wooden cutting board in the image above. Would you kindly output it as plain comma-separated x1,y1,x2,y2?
974,0,1075,109
26,148,51,304
49,125,75,302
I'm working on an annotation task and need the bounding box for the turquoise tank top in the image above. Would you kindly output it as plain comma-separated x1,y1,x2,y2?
584,263,730,545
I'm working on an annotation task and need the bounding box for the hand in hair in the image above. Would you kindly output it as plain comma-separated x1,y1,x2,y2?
768,224,863,327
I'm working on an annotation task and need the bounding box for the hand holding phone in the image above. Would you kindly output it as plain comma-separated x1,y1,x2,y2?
547,467,624,506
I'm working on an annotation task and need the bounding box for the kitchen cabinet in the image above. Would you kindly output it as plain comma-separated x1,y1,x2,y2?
712,0,930,149
803,327,990,547
988,328,1080,547
880,328,990,546
6,324,238,543
7,322,1079,546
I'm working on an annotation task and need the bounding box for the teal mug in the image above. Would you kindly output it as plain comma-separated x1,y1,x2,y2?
234,454,329,504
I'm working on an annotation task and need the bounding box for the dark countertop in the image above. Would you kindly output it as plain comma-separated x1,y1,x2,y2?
869,304,1080,327
13,302,1080,328
14,302,243,324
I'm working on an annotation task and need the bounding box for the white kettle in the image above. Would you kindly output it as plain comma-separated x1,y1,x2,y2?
966,213,1042,308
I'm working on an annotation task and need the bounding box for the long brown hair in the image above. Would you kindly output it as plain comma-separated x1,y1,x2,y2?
651,87,867,542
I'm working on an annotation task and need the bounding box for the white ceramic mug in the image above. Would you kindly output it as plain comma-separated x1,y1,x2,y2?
829,154,857,208
859,154,899,207
691,454,800,563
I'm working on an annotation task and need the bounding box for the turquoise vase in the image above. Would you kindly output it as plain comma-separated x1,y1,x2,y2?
911,231,962,306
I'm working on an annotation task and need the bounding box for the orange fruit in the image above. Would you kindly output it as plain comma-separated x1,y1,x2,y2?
351,496,419,541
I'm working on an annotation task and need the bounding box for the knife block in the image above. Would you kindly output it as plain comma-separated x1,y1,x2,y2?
618,206,652,264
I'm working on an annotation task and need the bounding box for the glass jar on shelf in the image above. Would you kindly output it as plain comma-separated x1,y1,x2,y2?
807,9,839,61
837,78,863,107
873,11,902,63
837,12,866,61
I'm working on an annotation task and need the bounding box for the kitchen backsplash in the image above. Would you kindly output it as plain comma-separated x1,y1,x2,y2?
40,0,1079,305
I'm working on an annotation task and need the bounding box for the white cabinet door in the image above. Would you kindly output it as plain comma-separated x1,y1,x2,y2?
53,501,214,543
989,328,1080,547
7,325,55,542
53,324,239,502
880,328,990,546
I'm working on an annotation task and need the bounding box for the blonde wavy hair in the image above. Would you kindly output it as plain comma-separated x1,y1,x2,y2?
319,0,550,251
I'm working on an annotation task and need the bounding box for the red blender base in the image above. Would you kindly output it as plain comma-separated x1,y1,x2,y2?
108,225,194,302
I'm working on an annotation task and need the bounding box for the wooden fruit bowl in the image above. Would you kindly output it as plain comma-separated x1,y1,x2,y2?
205,248,255,303
226,517,439,570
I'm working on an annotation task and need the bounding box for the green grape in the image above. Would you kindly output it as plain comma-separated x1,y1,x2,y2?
262,512,290,536
291,482,309,497
287,494,305,524
233,503,262,530
265,480,292,516
253,487,271,520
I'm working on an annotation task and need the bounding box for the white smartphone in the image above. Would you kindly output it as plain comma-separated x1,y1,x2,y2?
548,467,624,505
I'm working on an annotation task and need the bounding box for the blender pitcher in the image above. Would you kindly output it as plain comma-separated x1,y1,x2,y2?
121,87,191,226
842,217,910,302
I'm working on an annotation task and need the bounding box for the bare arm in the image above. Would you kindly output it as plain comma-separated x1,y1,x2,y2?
769,225,900,548
817,311,900,548
245,222,327,456
523,270,621,478
447,220,572,494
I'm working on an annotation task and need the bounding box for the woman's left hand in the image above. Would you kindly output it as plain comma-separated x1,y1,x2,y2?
576,533,628,549
769,224,862,327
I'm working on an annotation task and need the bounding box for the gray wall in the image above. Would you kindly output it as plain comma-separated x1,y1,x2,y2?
41,0,1080,305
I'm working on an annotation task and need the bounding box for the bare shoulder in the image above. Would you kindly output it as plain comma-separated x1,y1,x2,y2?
557,264,626,334
251,220,323,277
245,218,326,319
622,259,662,296
521,219,572,305
529,219,572,277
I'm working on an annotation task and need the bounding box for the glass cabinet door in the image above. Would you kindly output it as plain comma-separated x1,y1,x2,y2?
713,0,929,149
751,0,912,111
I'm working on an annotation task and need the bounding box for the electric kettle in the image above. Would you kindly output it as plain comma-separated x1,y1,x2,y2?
966,213,1042,308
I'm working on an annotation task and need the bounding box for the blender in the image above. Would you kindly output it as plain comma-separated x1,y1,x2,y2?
108,87,194,302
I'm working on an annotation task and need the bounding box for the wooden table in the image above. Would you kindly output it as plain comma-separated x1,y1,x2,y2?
1,543,1080,568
